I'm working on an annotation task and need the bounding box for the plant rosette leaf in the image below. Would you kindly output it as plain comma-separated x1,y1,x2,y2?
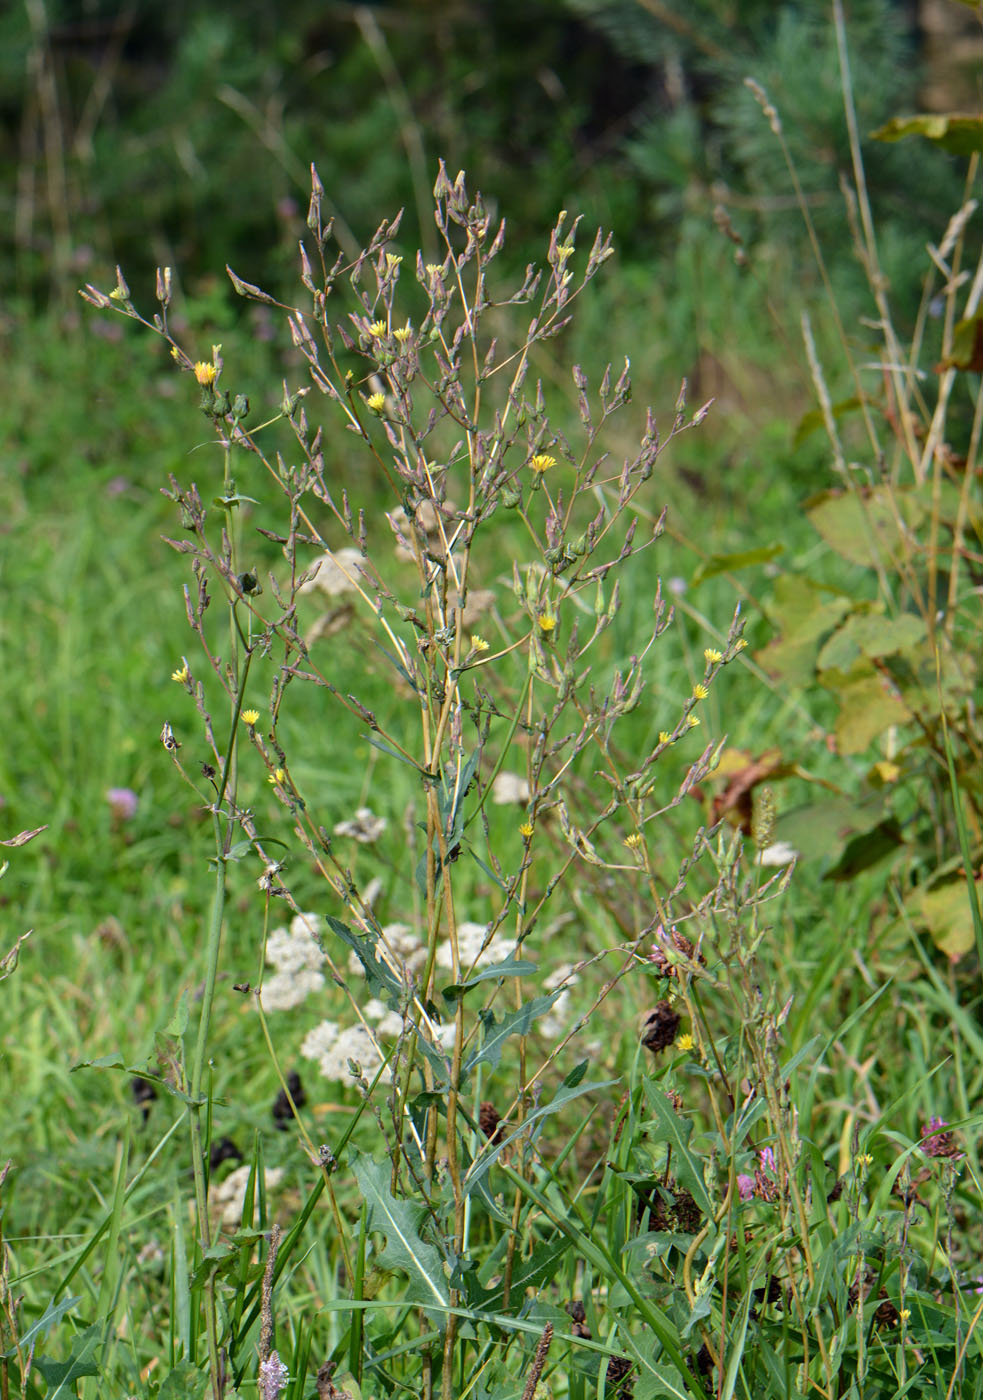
805,486,924,569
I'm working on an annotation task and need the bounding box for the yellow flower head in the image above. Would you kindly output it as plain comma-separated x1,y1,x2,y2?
735,638,749,651
268,767,286,786
393,323,412,343
426,263,443,277
366,392,387,414
900,1309,911,1324
519,821,534,839
537,612,557,634
687,714,701,728
171,662,190,683
693,682,709,700
385,253,403,270
676,1033,695,1053
856,1152,874,1168
194,361,217,386
529,454,556,474
623,833,642,849
470,636,490,654
368,320,387,337
170,345,182,361
704,647,723,664
659,730,672,744
241,709,260,727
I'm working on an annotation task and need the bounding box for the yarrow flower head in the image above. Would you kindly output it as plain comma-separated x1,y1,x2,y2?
194,361,217,386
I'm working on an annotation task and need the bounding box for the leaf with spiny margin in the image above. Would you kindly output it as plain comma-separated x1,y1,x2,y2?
33,1322,103,1399
463,993,561,1075
351,1150,450,1325
641,1080,712,1217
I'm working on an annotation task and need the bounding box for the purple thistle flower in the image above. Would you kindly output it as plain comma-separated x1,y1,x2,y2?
920,1117,962,1160
106,787,138,821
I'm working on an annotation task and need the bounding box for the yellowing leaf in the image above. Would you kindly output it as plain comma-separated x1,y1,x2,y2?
871,113,983,156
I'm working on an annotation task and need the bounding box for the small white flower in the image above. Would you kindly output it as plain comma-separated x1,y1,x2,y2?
757,841,798,867
334,807,387,843
491,771,531,805
266,916,325,975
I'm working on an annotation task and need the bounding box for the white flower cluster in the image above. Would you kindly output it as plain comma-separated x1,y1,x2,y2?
300,1019,390,1084
297,546,364,598
436,921,515,972
540,962,580,1038
210,1164,286,1227
259,911,326,1012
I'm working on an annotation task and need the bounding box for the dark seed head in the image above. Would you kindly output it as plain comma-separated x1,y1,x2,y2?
640,1001,680,1053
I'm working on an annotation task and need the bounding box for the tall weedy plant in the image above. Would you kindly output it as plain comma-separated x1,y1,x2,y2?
79,164,780,1399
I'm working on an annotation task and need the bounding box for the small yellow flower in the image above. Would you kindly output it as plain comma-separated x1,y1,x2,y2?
393,323,412,343
556,243,575,262
537,612,557,633
857,1152,874,1168
693,682,709,700
385,253,403,270
194,361,217,386
735,638,749,651
368,320,387,337
470,636,490,653
704,647,723,664
900,1308,911,1323
170,345,182,361
426,263,443,277
529,453,556,474
623,833,643,849
687,714,701,728
659,730,672,744
676,1033,695,1053
366,392,387,414
519,821,534,839
241,709,260,727
268,767,286,785
171,662,189,683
